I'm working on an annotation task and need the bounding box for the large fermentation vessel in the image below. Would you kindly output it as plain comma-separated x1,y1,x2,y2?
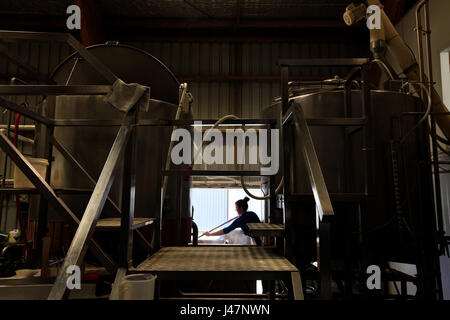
42,44,191,245
263,87,434,267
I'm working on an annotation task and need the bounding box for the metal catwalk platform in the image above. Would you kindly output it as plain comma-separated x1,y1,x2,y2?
131,246,304,300
96,218,155,231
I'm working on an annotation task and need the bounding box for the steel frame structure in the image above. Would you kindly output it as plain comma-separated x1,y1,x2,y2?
1,31,443,301
279,57,444,300
0,30,291,300
279,58,375,300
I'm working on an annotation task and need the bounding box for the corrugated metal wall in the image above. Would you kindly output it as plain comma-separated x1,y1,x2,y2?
0,38,364,169
126,40,364,118
1,39,364,120
0,40,73,181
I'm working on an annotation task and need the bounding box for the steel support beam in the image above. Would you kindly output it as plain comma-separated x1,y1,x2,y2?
0,97,52,125
0,130,117,273
51,136,153,251
52,118,275,127
107,17,349,30
0,85,111,95
36,95,55,263
318,217,332,299
48,115,133,300
291,271,305,300
52,119,124,127
0,31,118,85
177,75,325,83
66,34,117,84
119,108,137,269
0,43,54,84
285,104,334,219
306,118,366,127
109,267,127,300
0,30,68,42
163,170,268,177
279,58,370,67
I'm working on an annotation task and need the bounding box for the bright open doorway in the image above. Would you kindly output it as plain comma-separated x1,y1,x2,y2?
190,188,265,235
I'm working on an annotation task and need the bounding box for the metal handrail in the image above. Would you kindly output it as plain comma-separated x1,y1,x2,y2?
282,104,334,220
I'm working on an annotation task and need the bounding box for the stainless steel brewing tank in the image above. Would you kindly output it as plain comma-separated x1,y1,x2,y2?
48,44,184,222
263,89,427,265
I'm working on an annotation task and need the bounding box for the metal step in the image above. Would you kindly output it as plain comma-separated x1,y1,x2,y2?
95,217,155,231
247,223,285,237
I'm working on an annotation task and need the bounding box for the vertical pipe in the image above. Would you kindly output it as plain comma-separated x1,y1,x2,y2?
162,83,187,204
37,96,55,263
415,0,427,88
119,108,137,269
280,66,290,260
0,79,15,231
281,66,289,115
424,1,444,300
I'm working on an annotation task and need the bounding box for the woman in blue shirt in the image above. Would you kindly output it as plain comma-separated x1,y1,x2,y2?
204,197,262,245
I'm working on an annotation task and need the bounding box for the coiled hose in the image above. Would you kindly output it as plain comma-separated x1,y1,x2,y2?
196,114,284,200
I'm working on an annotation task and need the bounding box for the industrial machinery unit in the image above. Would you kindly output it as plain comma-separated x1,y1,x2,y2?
47,44,192,249
264,61,441,299
0,32,197,299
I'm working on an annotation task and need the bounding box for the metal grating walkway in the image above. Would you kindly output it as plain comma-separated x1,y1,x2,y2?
133,246,297,272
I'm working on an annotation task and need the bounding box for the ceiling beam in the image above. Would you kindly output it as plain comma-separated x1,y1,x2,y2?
178,75,327,83
105,17,351,30
102,31,367,43
0,13,352,30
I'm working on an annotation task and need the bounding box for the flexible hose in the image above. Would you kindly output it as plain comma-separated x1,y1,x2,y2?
193,114,239,165
399,82,432,144
371,59,395,80
198,114,284,200
240,176,284,200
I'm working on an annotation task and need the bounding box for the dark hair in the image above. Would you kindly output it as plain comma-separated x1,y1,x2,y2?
235,196,250,211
